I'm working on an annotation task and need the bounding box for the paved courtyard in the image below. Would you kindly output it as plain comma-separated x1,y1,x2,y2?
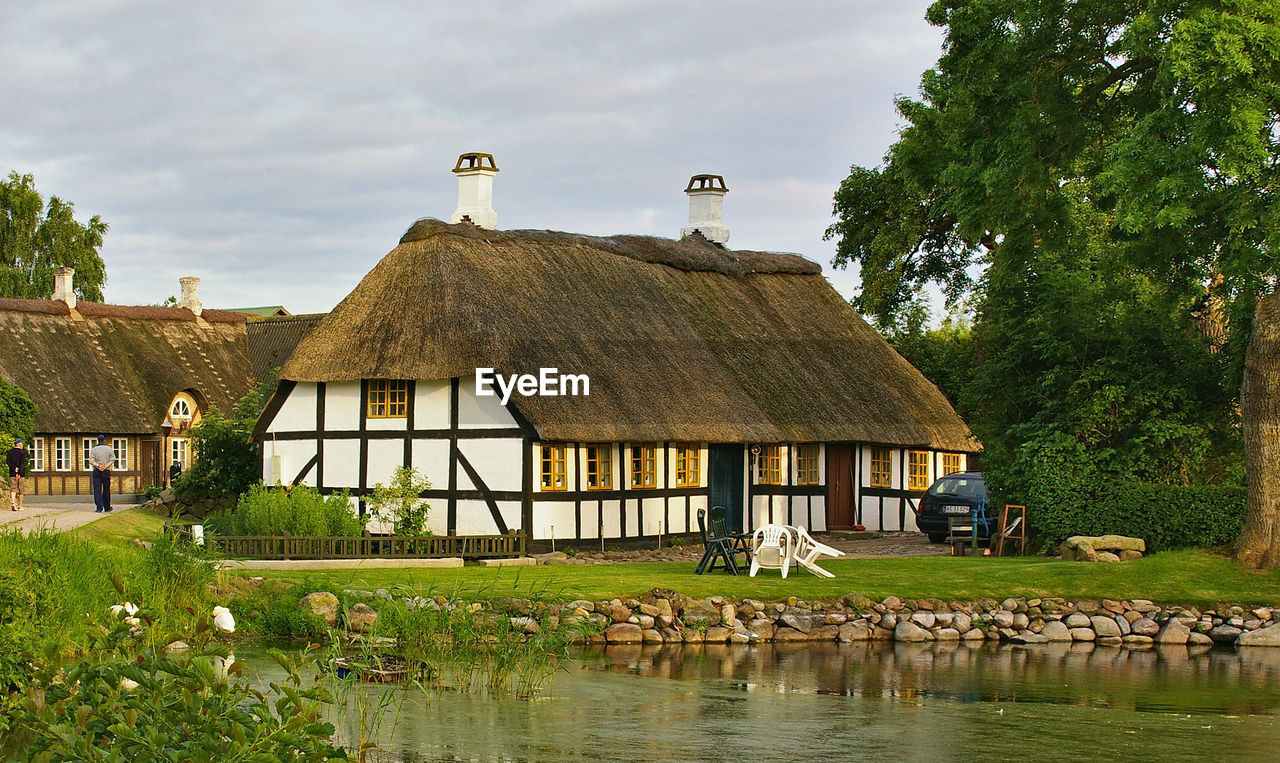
0,501,138,535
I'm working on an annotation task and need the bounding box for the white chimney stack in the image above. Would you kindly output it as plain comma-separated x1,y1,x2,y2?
178,276,202,317
51,267,76,309
450,152,499,230
680,174,729,244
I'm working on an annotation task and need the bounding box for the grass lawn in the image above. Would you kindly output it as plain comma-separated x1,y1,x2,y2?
246,549,1280,607
72,506,168,548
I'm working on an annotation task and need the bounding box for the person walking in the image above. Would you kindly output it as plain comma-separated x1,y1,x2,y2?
90,434,116,513
6,438,27,511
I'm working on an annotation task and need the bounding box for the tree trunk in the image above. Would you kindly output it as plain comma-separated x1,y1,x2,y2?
1236,290,1280,568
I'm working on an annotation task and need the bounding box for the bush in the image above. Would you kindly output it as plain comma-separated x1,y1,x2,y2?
366,466,431,536
205,484,363,537
173,382,270,504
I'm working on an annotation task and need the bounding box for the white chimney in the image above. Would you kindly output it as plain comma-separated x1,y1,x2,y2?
450,152,499,229
680,174,729,244
51,267,76,309
178,276,202,317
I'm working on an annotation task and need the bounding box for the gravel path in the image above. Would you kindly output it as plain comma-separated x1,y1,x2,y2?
0,501,138,535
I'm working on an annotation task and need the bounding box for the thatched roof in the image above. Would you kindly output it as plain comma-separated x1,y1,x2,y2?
246,314,324,384
283,219,978,451
0,299,254,434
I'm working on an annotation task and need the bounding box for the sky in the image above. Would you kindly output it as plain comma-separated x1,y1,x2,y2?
2,1,945,314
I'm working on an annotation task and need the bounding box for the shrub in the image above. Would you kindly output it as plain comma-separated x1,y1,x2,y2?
173,382,270,504
366,466,432,536
204,484,363,537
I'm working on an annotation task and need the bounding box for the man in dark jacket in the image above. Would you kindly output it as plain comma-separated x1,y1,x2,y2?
6,438,27,511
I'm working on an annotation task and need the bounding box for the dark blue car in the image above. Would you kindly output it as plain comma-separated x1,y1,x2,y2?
915,472,994,544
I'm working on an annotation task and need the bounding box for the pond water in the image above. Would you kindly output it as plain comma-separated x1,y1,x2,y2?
241,641,1280,761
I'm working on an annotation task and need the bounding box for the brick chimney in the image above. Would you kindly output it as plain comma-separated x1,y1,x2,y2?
51,267,76,309
177,276,202,317
680,174,729,244
450,152,499,230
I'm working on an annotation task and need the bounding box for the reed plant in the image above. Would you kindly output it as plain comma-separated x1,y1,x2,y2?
205,483,363,537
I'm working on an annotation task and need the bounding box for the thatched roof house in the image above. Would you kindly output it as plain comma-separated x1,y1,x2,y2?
246,313,324,385
256,157,979,543
0,271,254,497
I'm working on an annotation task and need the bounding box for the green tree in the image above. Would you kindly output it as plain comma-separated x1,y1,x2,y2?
827,1,1278,561
0,377,36,449
885,300,977,417
0,171,108,301
367,466,432,536
173,384,269,506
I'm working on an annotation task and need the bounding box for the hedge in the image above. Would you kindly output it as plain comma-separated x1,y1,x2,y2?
1028,482,1245,553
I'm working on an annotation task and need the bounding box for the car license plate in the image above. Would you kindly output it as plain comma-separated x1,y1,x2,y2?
942,505,971,515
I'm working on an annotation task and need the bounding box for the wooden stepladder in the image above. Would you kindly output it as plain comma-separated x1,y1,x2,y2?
993,504,1027,557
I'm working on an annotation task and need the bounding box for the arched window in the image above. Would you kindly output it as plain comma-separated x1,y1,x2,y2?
171,398,192,418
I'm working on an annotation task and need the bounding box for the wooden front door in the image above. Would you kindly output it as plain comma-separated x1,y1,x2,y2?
826,444,856,530
140,439,160,487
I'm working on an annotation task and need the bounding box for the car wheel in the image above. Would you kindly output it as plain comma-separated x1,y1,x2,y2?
927,533,948,544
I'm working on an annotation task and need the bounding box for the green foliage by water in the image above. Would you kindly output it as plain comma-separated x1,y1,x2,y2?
173,382,271,505
205,484,364,537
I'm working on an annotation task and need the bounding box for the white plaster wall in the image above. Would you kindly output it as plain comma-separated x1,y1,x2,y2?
423,504,449,535
367,416,407,432
497,501,522,535
411,439,450,487
263,440,317,486
366,440,404,487
532,501,576,541
324,382,360,432
577,501,600,538
457,439,523,492
268,383,316,432
687,495,709,533
415,380,450,429
456,499,504,535
324,439,360,488
459,374,519,429
601,502,622,538
810,496,827,532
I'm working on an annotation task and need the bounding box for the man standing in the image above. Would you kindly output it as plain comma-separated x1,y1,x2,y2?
6,438,27,511
90,434,116,513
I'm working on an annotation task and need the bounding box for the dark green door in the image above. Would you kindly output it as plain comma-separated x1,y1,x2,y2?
709,444,744,532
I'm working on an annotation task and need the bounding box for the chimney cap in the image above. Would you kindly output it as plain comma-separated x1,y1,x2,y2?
685,174,728,193
453,152,499,174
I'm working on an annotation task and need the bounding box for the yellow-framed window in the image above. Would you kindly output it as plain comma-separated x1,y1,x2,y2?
796,443,821,485
630,444,657,489
367,379,409,419
869,447,892,488
757,445,782,485
941,453,962,476
675,444,700,488
540,444,567,491
908,450,930,490
585,444,612,490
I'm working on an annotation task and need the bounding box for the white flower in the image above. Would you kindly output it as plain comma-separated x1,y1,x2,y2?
126,617,141,627
119,677,139,691
212,653,235,681
212,606,235,634
109,602,139,618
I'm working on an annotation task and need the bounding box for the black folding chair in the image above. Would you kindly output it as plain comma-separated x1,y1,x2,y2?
695,506,749,574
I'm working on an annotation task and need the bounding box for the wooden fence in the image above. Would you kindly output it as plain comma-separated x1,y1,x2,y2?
205,531,526,560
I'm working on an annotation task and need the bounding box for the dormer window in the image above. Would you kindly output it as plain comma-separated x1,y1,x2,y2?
171,399,192,419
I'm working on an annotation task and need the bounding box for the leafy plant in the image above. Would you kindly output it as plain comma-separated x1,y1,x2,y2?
173,381,272,505
366,466,432,537
205,484,363,538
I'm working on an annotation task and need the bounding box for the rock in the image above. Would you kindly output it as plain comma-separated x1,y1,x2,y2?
1123,610,1144,624
882,596,904,610
1090,616,1122,638
510,616,541,634
1096,552,1121,563
720,604,737,626
934,628,961,641
642,629,663,643
1188,632,1213,646
1041,621,1073,642
825,613,847,625
1122,635,1154,647
1102,599,1125,615
346,603,378,634
1012,632,1049,644
682,598,722,627
607,603,633,624
748,619,777,641
1064,613,1091,628
1067,534,1147,553
704,626,732,643
130,538,153,550
1070,628,1096,642
951,613,972,633
843,593,875,611
605,623,643,643
880,613,897,630
1012,613,1030,630
774,627,813,642
163,640,190,654
1119,550,1143,561
1209,625,1244,643
839,623,872,642
781,608,824,634
809,625,842,641
1116,616,1131,636
682,629,704,644
299,592,340,627
997,628,1019,641
993,611,1015,629
1097,636,1123,646
933,612,955,628
1155,619,1191,645
1131,618,1160,637
962,628,986,641
911,612,936,629
1253,607,1273,621
532,551,569,564
566,599,595,613
894,622,931,642
1238,623,1280,647
636,614,655,629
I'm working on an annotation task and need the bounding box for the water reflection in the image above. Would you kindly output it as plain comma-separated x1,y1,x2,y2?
240,641,1280,760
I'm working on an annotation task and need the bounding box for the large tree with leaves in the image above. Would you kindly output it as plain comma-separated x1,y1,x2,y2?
0,171,108,301
827,1,1279,563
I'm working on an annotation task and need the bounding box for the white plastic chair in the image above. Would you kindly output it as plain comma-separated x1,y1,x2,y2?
789,525,844,578
749,525,794,578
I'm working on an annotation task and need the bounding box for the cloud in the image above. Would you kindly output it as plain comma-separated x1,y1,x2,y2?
0,0,942,313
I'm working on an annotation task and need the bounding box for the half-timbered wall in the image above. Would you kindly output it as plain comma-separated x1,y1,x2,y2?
855,446,968,532
748,444,828,532
24,434,149,496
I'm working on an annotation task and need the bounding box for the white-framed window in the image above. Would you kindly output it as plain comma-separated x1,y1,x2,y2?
82,438,95,471
171,438,189,470
30,437,44,472
112,438,129,470
171,398,192,419
54,438,72,472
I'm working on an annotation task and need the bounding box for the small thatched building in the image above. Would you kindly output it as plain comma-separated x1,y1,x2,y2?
0,270,254,498
254,156,979,541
